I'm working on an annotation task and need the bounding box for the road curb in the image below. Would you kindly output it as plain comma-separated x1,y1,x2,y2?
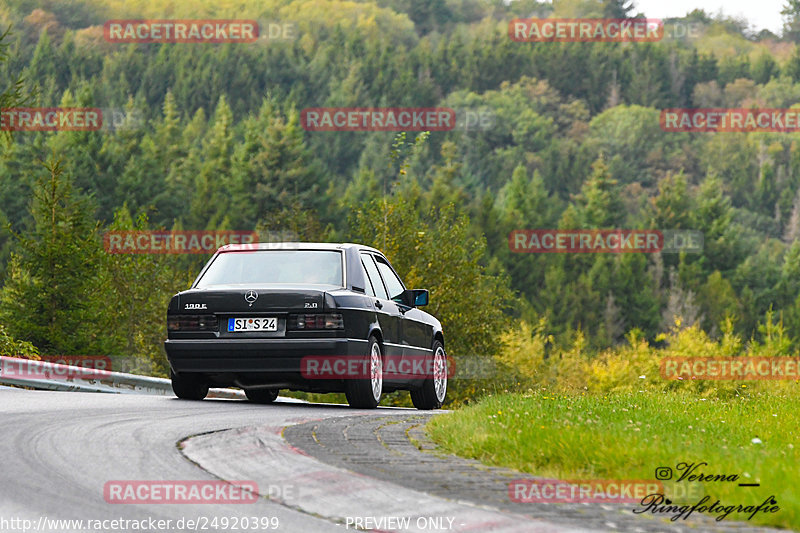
180,412,596,532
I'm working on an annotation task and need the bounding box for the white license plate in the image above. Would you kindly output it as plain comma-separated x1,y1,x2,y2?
228,317,278,332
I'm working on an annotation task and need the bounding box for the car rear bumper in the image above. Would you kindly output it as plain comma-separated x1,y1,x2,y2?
165,337,367,374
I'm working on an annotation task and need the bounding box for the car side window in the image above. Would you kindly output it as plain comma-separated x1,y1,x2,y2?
360,259,376,296
374,256,405,301
361,254,389,299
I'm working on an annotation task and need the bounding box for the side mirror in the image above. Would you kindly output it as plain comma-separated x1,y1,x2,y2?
397,289,429,307
412,289,429,307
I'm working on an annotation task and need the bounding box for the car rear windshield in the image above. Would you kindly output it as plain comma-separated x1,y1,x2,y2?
195,250,344,288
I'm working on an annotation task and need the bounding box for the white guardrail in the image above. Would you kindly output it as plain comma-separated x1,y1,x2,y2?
0,356,244,399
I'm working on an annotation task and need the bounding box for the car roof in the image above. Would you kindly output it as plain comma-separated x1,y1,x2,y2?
217,242,383,254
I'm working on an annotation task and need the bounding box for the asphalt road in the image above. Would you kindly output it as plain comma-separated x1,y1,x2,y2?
0,389,785,533
0,389,391,533
3,389,579,533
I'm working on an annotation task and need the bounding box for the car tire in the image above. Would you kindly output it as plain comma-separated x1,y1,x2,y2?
170,370,209,400
345,336,382,409
410,340,447,410
245,388,279,404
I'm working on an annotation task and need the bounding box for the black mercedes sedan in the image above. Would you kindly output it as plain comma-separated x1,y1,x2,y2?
164,242,447,409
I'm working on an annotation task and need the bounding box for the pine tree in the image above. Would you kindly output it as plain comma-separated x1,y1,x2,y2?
101,207,194,376
751,52,780,84
0,26,33,132
0,157,108,354
649,172,692,229
783,188,800,243
26,30,57,95
188,95,234,229
229,99,324,228
661,269,703,331
421,141,469,214
499,164,553,229
692,174,742,277
602,291,624,345
576,156,625,228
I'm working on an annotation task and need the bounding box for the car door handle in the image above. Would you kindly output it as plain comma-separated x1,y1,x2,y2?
375,300,383,309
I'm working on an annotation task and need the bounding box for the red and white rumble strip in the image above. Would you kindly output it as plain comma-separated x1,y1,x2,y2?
182,422,593,533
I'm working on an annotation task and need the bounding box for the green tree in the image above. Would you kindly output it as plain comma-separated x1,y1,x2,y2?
114,95,178,220
574,156,625,228
156,107,207,227
377,0,453,35
751,52,780,84
347,132,516,403
0,25,31,132
100,207,194,375
0,322,38,358
697,271,740,335
187,95,235,229
496,164,558,303
782,0,800,42
649,172,692,229
0,157,109,354
230,99,325,228
691,174,744,277
785,46,800,82
602,0,636,18
349,196,515,360
585,105,678,187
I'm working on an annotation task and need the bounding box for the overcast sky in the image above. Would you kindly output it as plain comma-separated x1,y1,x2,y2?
634,0,787,34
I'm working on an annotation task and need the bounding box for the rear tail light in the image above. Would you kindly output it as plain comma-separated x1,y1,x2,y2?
168,315,219,331
288,313,343,330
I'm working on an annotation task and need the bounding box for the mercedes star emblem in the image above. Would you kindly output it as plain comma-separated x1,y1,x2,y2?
244,290,258,306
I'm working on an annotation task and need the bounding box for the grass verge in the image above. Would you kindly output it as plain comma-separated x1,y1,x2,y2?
426,390,799,529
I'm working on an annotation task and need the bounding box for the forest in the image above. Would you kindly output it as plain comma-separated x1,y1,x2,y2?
4,0,800,402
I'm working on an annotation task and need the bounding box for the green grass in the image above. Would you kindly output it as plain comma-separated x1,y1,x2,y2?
426,390,800,529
